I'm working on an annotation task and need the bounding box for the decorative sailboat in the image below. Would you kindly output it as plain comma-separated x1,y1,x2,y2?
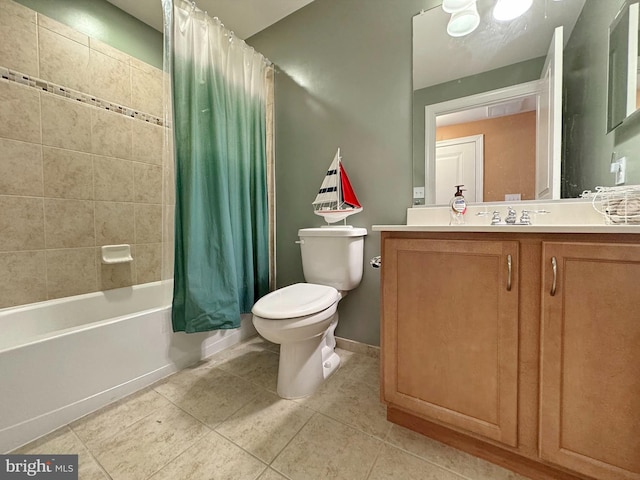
312,148,363,224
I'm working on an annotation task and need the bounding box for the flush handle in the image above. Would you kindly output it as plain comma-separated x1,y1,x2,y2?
550,256,557,296
295,240,304,244
506,254,512,291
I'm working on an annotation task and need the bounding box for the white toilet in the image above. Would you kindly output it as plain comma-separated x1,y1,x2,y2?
252,226,367,399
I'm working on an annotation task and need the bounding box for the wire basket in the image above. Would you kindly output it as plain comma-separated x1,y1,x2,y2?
591,185,640,225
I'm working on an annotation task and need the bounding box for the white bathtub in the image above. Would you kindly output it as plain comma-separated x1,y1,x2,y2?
0,281,256,453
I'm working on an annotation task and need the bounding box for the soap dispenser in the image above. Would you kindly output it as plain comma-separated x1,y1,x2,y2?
449,185,467,225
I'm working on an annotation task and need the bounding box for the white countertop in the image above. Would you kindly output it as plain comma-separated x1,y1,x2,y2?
372,224,640,233
372,200,640,234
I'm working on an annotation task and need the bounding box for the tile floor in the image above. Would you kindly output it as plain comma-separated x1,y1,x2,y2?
15,336,531,480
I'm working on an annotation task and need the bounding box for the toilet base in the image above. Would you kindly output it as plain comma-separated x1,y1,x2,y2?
276,316,340,399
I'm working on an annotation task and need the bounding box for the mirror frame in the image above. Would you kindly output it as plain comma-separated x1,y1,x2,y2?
607,2,639,132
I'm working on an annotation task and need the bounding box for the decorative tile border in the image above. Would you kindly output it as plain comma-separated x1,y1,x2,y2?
0,65,166,127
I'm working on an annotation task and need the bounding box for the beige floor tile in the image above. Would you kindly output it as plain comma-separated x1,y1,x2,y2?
385,425,530,480
92,403,209,480
70,389,172,450
258,468,289,480
296,371,391,440
215,347,280,392
271,413,381,480
215,389,314,463
14,427,108,480
153,365,261,427
149,430,266,480
368,444,465,480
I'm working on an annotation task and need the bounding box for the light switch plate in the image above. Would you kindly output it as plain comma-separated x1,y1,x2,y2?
505,193,522,201
413,186,425,199
615,157,627,185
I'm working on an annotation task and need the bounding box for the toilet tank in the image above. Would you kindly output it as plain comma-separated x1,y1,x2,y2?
298,227,368,291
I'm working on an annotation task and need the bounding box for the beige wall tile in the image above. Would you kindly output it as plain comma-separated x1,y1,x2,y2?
134,163,162,204
131,120,163,165
46,247,97,299
130,56,159,75
91,108,133,159
0,138,43,196
0,80,41,143
0,0,36,22
0,8,38,76
162,204,174,243
0,250,47,308
43,147,93,200
135,243,161,284
38,27,90,92
131,66,163,117
0,196,44,251
44,198,95,248
96,246,134,290
135,204,162,244
38,14,88,46
93,155,133,202
41,93,92,153
89,37,129,64
95,201,134,246
88,49,131,107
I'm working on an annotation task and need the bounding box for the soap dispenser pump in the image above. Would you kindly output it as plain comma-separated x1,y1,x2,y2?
449,185,467,225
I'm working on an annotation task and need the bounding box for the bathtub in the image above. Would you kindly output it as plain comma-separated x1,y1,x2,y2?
0,281,256,453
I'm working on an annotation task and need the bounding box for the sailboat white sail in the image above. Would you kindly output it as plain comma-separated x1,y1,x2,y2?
312,148,363,223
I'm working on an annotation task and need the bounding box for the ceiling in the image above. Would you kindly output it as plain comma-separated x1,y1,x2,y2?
413,0,586,90
105,0,315,39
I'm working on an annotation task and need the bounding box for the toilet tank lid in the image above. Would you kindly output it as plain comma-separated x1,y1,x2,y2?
252,283,339,319
298,226,367,237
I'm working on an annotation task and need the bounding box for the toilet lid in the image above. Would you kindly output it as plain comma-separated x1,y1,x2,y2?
252,283,339,319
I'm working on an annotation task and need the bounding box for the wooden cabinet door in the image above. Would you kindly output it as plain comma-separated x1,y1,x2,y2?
382,238,519,447
540,242,640,480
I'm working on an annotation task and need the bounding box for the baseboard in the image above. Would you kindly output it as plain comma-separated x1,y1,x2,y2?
335,336,380,358
387,406,590,480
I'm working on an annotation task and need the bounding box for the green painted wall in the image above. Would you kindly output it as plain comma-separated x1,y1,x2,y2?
13,0,163,69
412,57,545,193
561,0,640,196
248,0,423,346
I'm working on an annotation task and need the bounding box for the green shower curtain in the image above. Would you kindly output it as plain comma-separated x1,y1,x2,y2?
166,0,270,333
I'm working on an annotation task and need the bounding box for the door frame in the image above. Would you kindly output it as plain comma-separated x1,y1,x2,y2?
425,81,541,204
435,134,484,203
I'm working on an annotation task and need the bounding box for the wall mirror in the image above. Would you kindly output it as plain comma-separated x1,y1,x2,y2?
607,2,639,133
412,0,637,205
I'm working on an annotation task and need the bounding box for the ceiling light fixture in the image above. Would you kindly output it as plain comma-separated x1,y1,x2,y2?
442,0,475,14
447,2,480,37
493,0,533,21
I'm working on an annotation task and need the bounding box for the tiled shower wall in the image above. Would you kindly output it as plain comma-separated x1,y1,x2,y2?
0,0,171,308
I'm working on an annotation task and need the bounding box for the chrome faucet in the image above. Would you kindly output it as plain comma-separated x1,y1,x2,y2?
505,207,517,224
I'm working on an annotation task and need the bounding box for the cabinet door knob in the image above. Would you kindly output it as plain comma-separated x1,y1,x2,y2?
507,254,512,291
550,256,557,296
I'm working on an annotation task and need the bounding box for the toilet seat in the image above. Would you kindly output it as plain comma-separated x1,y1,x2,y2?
252,283,339,319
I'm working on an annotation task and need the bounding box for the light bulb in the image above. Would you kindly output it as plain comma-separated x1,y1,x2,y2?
442,0,475,14
447,3,480,37
493,0,533,21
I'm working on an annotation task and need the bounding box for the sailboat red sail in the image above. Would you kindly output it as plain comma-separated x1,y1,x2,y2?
312,148,363,223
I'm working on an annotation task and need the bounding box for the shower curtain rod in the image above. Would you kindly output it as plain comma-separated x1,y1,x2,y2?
178,0,273,67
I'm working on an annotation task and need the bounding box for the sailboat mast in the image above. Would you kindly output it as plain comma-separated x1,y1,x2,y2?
336,148,342,208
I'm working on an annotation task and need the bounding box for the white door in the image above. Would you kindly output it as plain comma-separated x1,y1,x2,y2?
435,135,484,204
536,26,563,200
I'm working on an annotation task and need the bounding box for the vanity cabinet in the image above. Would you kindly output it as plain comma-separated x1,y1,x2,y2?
380,232,640,480
381,238,520,447
539,242,640,480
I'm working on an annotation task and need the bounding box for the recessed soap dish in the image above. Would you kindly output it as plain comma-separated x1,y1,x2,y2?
101,244,133,264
